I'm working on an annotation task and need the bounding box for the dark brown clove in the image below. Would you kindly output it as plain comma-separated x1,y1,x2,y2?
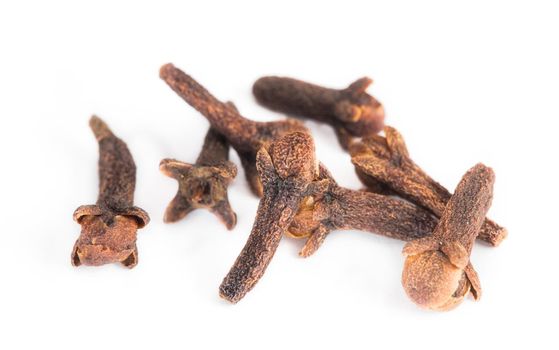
288,165,438,258
219,132,320,303
160,63,309,197
350,126,507,246
160,127,237,229
253,76,385,149
402,163,494,311
72,116,149,268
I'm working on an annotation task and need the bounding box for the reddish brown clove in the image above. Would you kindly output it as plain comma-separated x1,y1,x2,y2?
160,127,237,229
402,163,494,311
160,63,309,197
350,126,507,246
219,132,320,303
72,116,149,268
288,165,438,258
253,76,385,149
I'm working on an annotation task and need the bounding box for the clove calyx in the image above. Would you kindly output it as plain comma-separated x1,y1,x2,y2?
160,127,237,229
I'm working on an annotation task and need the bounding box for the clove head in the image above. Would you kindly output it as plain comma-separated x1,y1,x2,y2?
287,167,334,240
266,131,318,182
159,158,237,228
176,166,234,208
71,206,146,268
402,248,472,311
334,77,385,136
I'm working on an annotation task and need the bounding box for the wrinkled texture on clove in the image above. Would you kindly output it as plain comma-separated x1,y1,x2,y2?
253,76,385,149
288,165,438,258
402,163,494,311
160,63,309,197
160,127,237,229
350,126,507,246
72,116,149,268
219,132,319,303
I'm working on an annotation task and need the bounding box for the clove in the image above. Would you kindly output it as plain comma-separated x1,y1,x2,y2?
288,165,438,258
219,132,320,303
401,163,494,311
160,63,309,197
253,76,385,149
350,126,507,246
160,127,237,229
72,116,149,268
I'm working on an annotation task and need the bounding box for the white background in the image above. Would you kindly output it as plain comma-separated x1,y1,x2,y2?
0,1,557,349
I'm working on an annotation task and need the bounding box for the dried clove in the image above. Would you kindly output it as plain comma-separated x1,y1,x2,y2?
160,63,309,197
72,116,149,268
253,76,385,149
401,163,494,311
350,126,507,246
219,132,320,303
160,127,237,229
288,165,438,258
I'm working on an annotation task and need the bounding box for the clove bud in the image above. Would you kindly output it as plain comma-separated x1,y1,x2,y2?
402,163,494,311
72,116,149,268
350,126,507,246
253,76,385,149
219,132,320,303
160,127,237,229
288,165,438,257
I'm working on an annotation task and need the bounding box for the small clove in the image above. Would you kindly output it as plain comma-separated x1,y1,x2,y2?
160,64,309,197
72,116,149,268
160,127,237,229
350,126,507,246
253,76,385,149
288,165,438,258
219,132,320,303
401,163,494,311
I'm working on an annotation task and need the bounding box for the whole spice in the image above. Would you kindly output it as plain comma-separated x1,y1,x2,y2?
219,132,320,303
253,76,385,149
350,126,507,246
402,163,494,311
160,63,309,197
72,116,149,268
160,127,237,229
288,165,438,258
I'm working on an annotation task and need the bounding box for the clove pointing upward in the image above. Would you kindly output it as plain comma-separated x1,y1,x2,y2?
71,116,149,268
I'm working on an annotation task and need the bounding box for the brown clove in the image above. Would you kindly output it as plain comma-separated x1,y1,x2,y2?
160,127,237,229
72,116,149,268
402,163,494,311
219,132,320,303
350,126,507,246
160,63,309,197
288,165,438,258
253,76,385,149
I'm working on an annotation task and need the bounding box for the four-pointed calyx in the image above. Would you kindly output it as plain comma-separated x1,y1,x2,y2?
402,163,494,311
160,127,237,229
219,132,320,303
253,76,385,149
160,63,309,197
288,165,438,258
350,126,507,246
72,116,150,268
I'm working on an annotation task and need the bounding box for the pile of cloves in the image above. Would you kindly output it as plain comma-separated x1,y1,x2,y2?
71,63,506,311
